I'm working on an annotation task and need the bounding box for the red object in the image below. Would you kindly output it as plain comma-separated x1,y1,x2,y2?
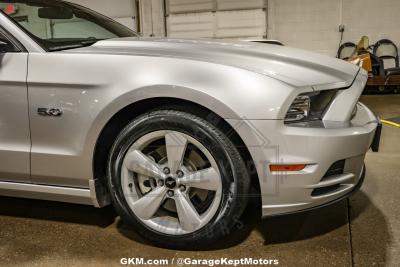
4,4,16,15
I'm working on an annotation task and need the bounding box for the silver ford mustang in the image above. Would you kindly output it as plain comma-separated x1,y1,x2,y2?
0,0,381,249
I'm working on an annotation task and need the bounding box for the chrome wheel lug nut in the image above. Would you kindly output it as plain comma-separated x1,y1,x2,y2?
158,179,164,187
179,185,186,192
163,167,170,175
177,170,184,178
167,190,174,197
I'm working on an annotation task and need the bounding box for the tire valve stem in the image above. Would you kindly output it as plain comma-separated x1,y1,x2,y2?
128,183,133,188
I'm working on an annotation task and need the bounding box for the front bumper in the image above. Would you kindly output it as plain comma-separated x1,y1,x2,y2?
264,163,366,217
228,102,380,217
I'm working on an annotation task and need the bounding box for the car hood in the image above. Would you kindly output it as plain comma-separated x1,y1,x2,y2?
68,37,361,90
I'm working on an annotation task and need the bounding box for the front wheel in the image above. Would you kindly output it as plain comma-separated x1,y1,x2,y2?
107,110,250,249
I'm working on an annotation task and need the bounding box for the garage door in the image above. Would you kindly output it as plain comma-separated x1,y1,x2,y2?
166,0,267,39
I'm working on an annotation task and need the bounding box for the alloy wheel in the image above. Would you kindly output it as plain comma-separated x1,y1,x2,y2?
120,130,223,235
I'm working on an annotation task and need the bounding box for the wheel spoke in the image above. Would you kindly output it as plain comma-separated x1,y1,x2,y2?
130,187,168,220
124,150,166,179
165,132,188,174
179,168,220,191
174,190,202,231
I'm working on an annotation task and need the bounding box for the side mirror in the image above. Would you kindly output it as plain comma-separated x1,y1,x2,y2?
0,41,8,53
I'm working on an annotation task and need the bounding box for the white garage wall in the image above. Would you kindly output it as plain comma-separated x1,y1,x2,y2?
269,0,400,56
268,0,342,56
342,0,400,48
67,0,138,31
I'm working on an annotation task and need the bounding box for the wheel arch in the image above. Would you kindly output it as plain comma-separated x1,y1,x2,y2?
92,97,261,207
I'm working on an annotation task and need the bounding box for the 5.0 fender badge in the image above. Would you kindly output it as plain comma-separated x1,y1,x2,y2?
37,108,63,117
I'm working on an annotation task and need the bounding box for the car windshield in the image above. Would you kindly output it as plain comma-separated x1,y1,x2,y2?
0,0,138,51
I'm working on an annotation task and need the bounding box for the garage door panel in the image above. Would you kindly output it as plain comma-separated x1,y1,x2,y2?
167,0,214,14
167,12,214,38
216,10,266,38
167,0,267,39
168,10,266,39
216,0,266,11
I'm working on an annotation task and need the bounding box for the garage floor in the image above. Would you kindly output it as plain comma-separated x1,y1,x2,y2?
0,95,399,267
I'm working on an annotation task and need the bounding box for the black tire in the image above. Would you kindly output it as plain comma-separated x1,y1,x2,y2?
107,110,250,249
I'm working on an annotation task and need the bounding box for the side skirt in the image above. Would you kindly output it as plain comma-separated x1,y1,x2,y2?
0,181,94,206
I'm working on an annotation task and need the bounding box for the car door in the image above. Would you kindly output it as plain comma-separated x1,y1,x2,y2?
0,27,30,183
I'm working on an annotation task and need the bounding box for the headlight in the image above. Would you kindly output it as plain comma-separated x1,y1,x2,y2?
285,90,337,123
285,95,310,122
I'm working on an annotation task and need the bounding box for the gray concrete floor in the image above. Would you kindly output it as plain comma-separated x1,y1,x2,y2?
0,95,398,267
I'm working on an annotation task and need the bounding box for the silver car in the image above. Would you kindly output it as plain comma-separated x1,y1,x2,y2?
0,0,380,249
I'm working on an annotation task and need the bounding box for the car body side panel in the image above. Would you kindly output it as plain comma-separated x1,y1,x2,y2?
0,53,30,182
27,52,296,188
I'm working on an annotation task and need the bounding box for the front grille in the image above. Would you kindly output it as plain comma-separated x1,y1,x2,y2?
311,160,346,197
311,184,341,197
320,160,345,182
